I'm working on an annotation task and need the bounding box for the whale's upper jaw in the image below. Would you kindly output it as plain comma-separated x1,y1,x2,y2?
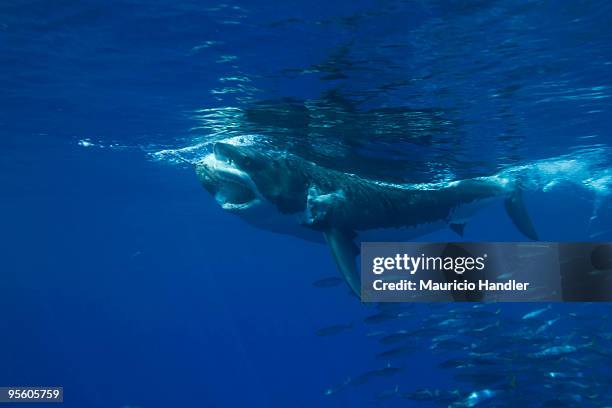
196,147,262,212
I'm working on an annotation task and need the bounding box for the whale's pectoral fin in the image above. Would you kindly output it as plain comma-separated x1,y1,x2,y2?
505,189,539,240
323,228,361,297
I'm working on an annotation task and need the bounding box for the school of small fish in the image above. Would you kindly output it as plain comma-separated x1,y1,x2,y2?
311,287,612,407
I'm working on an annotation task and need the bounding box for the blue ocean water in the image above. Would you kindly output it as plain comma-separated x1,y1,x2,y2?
1,0,612,407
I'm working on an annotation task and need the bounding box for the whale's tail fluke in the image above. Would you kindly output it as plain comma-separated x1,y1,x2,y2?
504,189,539,240
495,146,612,240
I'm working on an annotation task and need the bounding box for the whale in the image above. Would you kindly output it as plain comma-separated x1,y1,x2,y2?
195,141,538,295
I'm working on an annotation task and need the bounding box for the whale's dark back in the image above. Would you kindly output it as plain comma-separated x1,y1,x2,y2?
275,153,506,231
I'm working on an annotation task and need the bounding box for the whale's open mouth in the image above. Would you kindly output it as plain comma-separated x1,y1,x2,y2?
216,175,257,208
196,146,261,211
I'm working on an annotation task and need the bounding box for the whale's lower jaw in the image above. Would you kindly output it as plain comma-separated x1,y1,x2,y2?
216,196,261,212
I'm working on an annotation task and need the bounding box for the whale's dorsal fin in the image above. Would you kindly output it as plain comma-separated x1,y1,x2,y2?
323,228,361,297
505,189,539,240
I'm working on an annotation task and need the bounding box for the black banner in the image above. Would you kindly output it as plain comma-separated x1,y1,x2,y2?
361,242,612,302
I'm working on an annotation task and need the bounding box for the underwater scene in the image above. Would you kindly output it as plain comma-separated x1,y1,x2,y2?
1,0,612,406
